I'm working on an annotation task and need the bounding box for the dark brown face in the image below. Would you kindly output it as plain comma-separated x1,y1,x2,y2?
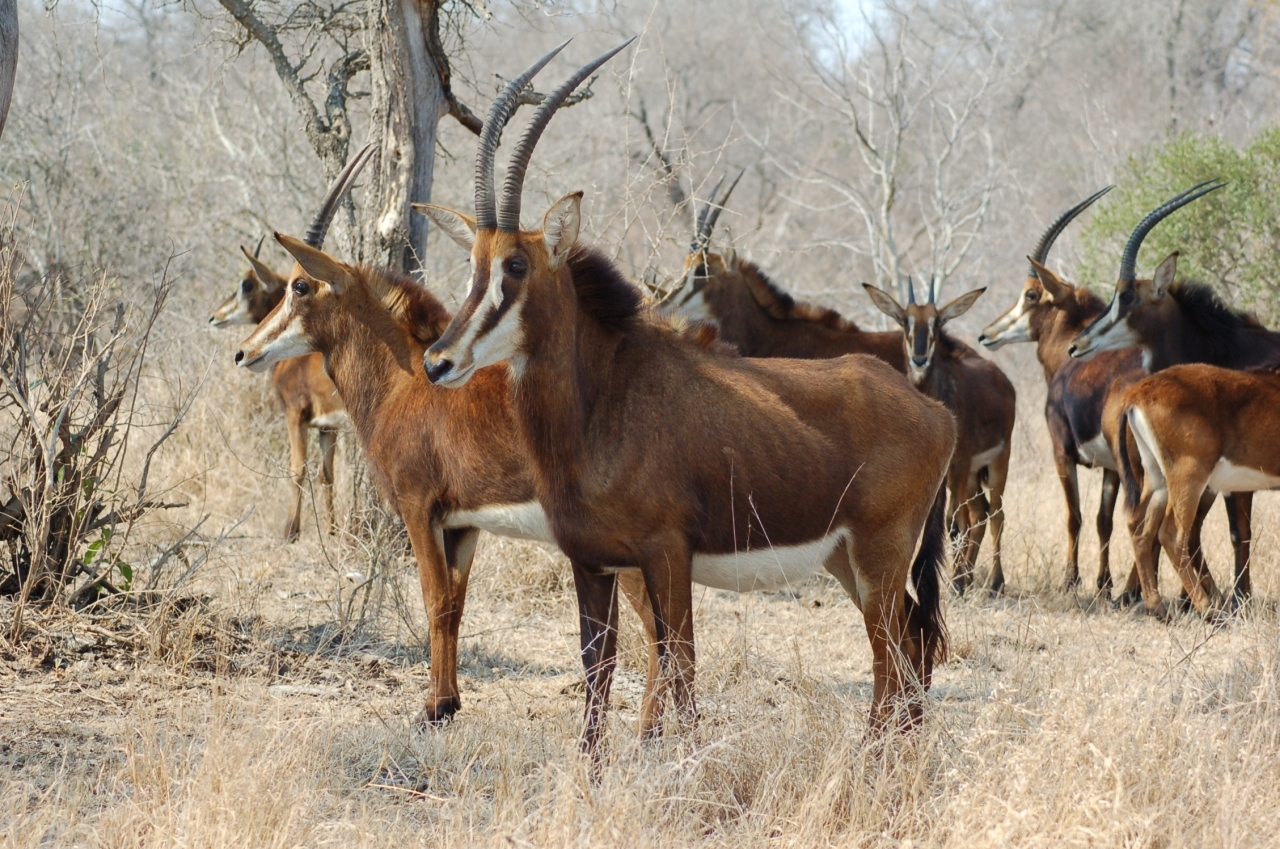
1068,278,1146,359
660,252,731,323
419,193,581,388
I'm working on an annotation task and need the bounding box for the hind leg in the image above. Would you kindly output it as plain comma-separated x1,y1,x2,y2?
985,449,1010,596
1095,469,1119,599
283,408,307,543
1225,493,1253,604
617,569,664,739
318,428,338,536
962,484,990,593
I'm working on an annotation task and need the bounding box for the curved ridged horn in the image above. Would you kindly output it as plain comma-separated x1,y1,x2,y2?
907,276,917,305
474,41,570,230
497,38,636,232
695,168,745,252
690,174,726,252
929,274,938,305
304,142,375,249
253,234,266,258
1118,179,1226,282
1028,185,1113,276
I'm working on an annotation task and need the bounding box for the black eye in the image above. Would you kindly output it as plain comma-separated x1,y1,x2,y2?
1119,290,1135,306
241,279,254,295
292,279,311,297
507,257,527,277
1025,290,1039,302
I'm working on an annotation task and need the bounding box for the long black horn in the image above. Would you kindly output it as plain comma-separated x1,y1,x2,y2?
907,276,916,305
253,234,266,258
1118,179,1225,282
697,168,745,251
475,41,569,230
690,174,726,252
1028,185,1113,276
497,38,635,232
304,142,375,249
929,274,938,305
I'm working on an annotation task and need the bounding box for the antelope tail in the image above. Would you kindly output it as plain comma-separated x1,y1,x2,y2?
908,484,949,674
1117,411,1143,517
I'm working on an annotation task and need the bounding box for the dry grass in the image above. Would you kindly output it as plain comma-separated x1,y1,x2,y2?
3,325,1280,847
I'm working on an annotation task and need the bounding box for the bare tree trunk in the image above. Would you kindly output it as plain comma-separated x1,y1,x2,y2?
0,0,17,140
365,0,446,275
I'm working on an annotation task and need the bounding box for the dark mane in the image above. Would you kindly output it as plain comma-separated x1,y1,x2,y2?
1169,280,1263,335
737,260,862,332
567,245,642,331
936,326,978,361
359,264,453,345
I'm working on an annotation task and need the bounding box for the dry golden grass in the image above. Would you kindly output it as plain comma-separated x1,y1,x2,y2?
3,324,1280,847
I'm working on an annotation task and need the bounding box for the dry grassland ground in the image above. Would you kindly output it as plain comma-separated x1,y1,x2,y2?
3,336,1280,848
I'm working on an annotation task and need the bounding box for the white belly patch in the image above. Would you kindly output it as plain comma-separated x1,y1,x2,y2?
969,441,1005,474
690,529,848,593
443,501,553,542
1207,459,1280,493
1077,433,1115,470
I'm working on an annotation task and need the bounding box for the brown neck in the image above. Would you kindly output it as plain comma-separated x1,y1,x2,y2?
513,267,622,514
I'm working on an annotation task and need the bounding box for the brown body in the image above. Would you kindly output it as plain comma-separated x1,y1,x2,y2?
210,250,344,542
663,251,907,370
421,202,954,752
867,284,1016,593
235,251,661,726
1118,365,1280,617
1071,250,1280,615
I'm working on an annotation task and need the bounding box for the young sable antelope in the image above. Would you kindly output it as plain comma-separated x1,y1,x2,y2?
1070,181,1278,613
233,153,672,730
209,151,372,541
660,178,906,370
417,42,956,754
866,279,1015,594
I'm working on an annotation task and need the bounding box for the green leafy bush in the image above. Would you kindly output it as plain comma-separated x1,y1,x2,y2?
1078,129,1280,323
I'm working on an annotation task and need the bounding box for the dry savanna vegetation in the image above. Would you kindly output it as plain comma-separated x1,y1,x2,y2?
3,0,1280,846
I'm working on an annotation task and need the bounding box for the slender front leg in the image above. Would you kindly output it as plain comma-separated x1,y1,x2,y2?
617,569,665,739
1225,492,1253,604
571,560,620,758
1095,469,1119,599
403,510,468,726
985,450,1010,596
1129,483,1169,620
318,428,339,536
284,408,308,543
1053,450,1083,591
441,528,480,708
642,538,697,732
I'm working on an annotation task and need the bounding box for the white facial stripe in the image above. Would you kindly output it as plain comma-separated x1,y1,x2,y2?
242,289,313,370
489,257,505,309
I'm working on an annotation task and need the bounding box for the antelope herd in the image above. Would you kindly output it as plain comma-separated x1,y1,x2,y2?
205,40,1279,753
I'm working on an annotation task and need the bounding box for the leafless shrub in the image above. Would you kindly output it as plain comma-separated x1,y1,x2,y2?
0,207,204,639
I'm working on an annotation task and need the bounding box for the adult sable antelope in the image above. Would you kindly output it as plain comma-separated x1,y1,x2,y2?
1070,181,1279,614
210,148,375,542
417,41,955,753
977,188,1148,597
865,279,1015,594
660,178,906,371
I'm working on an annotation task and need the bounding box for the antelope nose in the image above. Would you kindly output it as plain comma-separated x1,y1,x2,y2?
234,350,245,365
977,333,990,346
911,356,928,367
425,357,454,384
1067,343,1081,358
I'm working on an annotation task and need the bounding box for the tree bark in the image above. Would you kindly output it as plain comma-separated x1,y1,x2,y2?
0,0,17,140
364,0,446,275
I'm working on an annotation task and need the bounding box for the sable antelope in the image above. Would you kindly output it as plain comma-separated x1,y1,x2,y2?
1070,181,1279,614
660,178,906,370
1100,363,1279,618
865,279,1015,594
209,148,376,542
977,188,1152,597
234,234,678,730
417,42,955,753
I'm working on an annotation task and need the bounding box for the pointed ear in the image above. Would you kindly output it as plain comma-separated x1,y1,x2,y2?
275,232,353,294
242,245,284,291
1152,251,1178,298
1028,257,1071,304
413,204,476,251
863,283,908,328
543,192,582,269
938,287,986,324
